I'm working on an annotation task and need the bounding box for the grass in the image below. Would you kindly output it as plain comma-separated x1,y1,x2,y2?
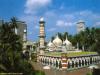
45,51,98,57
86,72,92,75
35,70,45,75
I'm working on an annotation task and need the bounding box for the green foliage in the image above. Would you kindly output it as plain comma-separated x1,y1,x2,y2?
31,53,37,62
34,70,45,75
71,27,100,53
0,17,36,75
51,32,72,42
86,72,92,75
51,36,55,42
45,51,97,57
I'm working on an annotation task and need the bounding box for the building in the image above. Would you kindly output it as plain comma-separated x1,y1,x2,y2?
37,18,83,53
47,34,73,52
0,19,27,42
14,21,28,51
23,41,37,52
77,20,85,33
0,19,27,43
16,21,27,43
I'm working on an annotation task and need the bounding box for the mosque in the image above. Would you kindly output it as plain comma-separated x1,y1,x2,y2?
47,34,73,52
38,17,84,54
37,17,100,70
20,17,100,71
22,17,85,55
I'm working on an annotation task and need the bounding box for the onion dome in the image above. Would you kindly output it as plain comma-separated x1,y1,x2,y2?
47,40,54,47
63,35,72,46
53,34,62,46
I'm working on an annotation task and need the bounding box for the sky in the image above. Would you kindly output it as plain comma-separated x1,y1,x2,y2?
0,0,100,41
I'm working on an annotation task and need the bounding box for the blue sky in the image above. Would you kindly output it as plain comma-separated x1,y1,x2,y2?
0,0,100,41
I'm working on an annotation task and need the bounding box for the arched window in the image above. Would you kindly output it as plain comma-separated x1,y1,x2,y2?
72,61,74,68
82,60,84,66
79,60,81,67
68,62,70,68
59,61,62,69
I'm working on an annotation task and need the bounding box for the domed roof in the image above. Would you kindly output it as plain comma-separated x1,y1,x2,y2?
63,36,72,46
47,40,53,47
53,35,62,46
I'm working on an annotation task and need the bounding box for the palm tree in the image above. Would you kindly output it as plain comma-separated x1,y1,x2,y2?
0,18,22,71
0,17,35,74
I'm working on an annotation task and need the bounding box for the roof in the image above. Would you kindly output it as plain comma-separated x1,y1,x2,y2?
53,34,62,46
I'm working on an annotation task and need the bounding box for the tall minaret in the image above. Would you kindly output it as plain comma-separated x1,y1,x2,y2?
77,20,85,33
39,17,46,55
76,20,85,50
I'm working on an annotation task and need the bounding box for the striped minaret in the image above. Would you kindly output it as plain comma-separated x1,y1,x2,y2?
61,53,68,70
39,17,46,55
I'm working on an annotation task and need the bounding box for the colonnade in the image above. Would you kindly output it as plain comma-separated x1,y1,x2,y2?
38,55,100,70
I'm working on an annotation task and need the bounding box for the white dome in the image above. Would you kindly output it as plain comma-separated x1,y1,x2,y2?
53,35,62,46
63,36,72,46
47,41,53,47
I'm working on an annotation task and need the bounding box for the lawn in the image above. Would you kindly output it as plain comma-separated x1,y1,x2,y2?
45,51,98,57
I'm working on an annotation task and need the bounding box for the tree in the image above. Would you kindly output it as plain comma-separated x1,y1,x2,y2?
63,32,68,41
51,36,55,42
58,32,63,41
90,28,100,54
0,17,35,74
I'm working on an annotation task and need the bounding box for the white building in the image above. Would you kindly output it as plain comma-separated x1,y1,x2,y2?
47,34,73,52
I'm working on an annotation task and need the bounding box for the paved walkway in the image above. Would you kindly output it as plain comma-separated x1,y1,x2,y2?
31,62,99,75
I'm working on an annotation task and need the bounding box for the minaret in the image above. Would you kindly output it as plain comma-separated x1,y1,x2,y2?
77,20,85,33
39,17,46,55
76,20,85,50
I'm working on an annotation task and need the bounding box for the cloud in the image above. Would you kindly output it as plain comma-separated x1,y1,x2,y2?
24,0,52,14
64,14,75,21
44,11,56,17
20,0,100,41
56,20,75,27
79,10,92,16
56,20,64,26
47,28,56,32
95,22,100,26
77,10,100,21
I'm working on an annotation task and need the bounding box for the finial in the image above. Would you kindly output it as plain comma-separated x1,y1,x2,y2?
40,17,44,22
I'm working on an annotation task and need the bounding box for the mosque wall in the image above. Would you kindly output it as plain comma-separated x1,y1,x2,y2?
38,54,100,70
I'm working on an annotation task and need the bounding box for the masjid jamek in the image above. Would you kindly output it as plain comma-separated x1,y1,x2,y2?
38,17,83,55
23,17,100,70
37,17,100,70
